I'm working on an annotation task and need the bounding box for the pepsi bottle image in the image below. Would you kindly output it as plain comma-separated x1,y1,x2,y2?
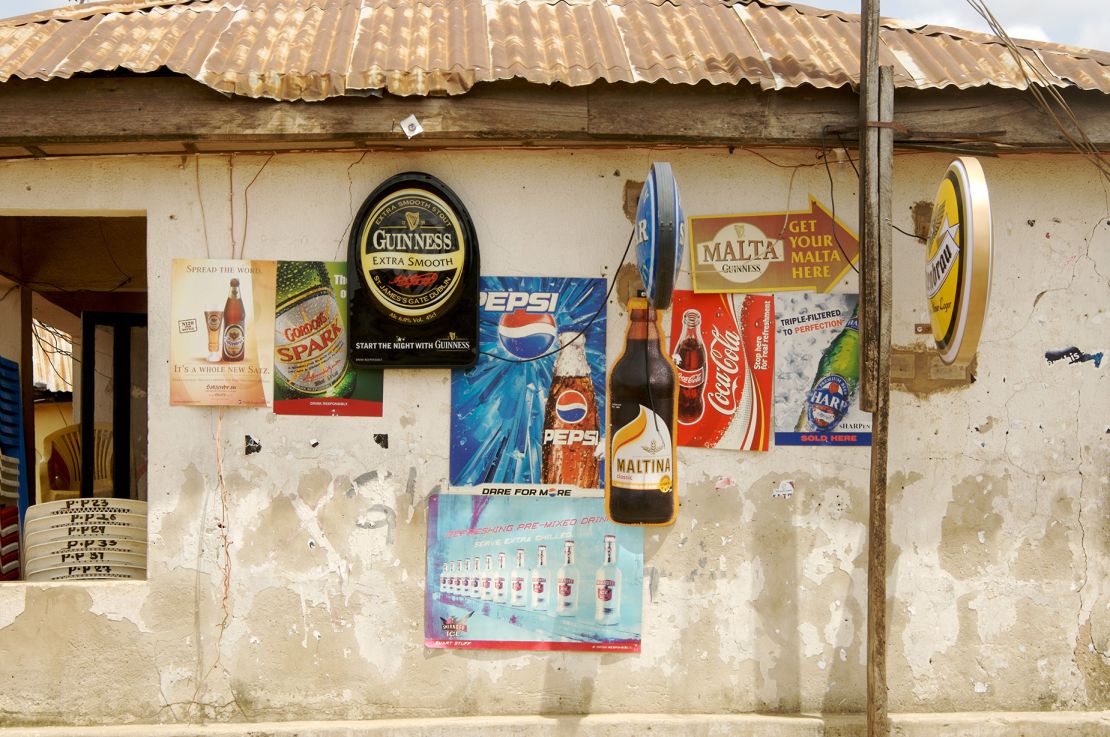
541,332,601,488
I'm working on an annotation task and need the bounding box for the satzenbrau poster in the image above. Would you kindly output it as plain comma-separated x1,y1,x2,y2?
170,259,275,407
450,276,606,496
425,493,642,651
273,261,383,417
773,293,871,446
668,290,775,451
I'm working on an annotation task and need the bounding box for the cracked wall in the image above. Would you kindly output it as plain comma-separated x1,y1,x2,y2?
0,149,1105,727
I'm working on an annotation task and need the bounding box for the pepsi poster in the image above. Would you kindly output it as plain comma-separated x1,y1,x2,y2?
425,493,643,651
450,277,607,496
773,293,871,446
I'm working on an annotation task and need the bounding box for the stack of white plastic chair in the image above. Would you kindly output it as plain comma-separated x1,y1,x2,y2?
22,498,146,581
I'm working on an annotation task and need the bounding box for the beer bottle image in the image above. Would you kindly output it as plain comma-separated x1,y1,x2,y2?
510,548,528,607
530,544,551,612
480,554,494,601
606,297,679,526
221,278,246,362
493,552,508,604
555,539,579,617
672,309,707,425
274,261,355,400
595,534,622,626
541,332,601,487
795,306,860,432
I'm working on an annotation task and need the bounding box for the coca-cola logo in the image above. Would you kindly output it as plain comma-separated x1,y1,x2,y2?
707,326,742,415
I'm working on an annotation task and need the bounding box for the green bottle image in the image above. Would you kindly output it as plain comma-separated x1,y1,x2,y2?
274,261,355,400
795,305,859,432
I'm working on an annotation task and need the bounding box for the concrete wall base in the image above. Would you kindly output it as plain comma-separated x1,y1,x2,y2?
2,712,1109,737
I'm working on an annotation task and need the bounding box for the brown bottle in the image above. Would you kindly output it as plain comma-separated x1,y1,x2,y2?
672,308,706,425
221,278,246,362
606,297,678,526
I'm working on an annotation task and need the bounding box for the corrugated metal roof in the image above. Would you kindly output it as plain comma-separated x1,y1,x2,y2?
0,0,1107,101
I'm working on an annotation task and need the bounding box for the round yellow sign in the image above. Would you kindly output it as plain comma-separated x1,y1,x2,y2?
926,158,992,365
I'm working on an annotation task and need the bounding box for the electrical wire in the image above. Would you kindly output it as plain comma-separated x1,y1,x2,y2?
964,0,1110,180
819,135,861,274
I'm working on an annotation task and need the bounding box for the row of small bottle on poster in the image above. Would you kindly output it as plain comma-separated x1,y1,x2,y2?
438,537,622,625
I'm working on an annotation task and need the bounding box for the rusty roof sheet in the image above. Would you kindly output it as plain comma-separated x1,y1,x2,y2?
0,0,1107,101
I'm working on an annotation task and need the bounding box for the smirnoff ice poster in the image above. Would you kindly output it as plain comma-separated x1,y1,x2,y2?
170,259,276,407
450,276,606,496
425,494,643,651
774,293,871,446
668,290,774,451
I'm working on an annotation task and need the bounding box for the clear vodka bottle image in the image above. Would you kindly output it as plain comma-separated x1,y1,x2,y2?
470,555,482,598
531,544,550,612
494,552,508,604
481,554,494,601
595,534,622,625
556,540,579,617
510,548,528,607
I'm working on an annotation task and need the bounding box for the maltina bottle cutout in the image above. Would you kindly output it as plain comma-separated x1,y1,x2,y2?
606,297,679,526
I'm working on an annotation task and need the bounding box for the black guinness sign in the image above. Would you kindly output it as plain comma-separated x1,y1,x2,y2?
348,172,479,368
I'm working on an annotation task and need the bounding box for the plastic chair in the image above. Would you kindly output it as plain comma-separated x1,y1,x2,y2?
36,424,114,503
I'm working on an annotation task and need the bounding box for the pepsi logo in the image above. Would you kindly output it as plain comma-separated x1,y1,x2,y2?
498,310,557,359
555,389,588,424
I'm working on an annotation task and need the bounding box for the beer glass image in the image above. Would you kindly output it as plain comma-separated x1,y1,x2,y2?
203,306,224,362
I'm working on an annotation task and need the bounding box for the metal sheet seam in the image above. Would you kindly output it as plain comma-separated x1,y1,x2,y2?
731,2,779,91
606,3,640,84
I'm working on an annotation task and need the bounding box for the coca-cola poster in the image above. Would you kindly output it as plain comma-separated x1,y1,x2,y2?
450,276,606,496
272,261,384,417
667,291,775,451
773,293,871,446
425,493,643,651
170,259,276,407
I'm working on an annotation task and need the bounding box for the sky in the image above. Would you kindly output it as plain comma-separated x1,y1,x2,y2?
0,0,1104,50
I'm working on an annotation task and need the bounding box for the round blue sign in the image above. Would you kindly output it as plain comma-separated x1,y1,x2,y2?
634,162,685,311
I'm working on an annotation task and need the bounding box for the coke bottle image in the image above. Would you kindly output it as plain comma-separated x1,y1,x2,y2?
606,297,679,526
541,332,601,488
672,309,707,425
795,305,860,432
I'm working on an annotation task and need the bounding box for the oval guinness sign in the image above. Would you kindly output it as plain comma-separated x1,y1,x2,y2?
348,173,480,368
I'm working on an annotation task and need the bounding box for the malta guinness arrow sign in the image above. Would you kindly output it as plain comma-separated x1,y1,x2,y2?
690,198,859,294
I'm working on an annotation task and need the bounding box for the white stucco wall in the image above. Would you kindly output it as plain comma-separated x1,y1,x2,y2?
0,148,1105,731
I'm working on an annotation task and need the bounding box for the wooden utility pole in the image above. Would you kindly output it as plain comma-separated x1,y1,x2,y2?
859,1,894,736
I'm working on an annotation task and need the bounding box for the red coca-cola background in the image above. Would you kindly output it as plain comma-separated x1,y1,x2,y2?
668,291,775,450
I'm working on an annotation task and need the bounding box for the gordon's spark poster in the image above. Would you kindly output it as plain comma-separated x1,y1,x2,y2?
170,259,276,407
273,261,383,417
773,293,871,446
450,276,607,496
668,290,775,451
425,493,643,651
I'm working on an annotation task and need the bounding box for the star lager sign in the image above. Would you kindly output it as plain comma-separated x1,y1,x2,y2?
689,198,859,294
926,157,992,365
